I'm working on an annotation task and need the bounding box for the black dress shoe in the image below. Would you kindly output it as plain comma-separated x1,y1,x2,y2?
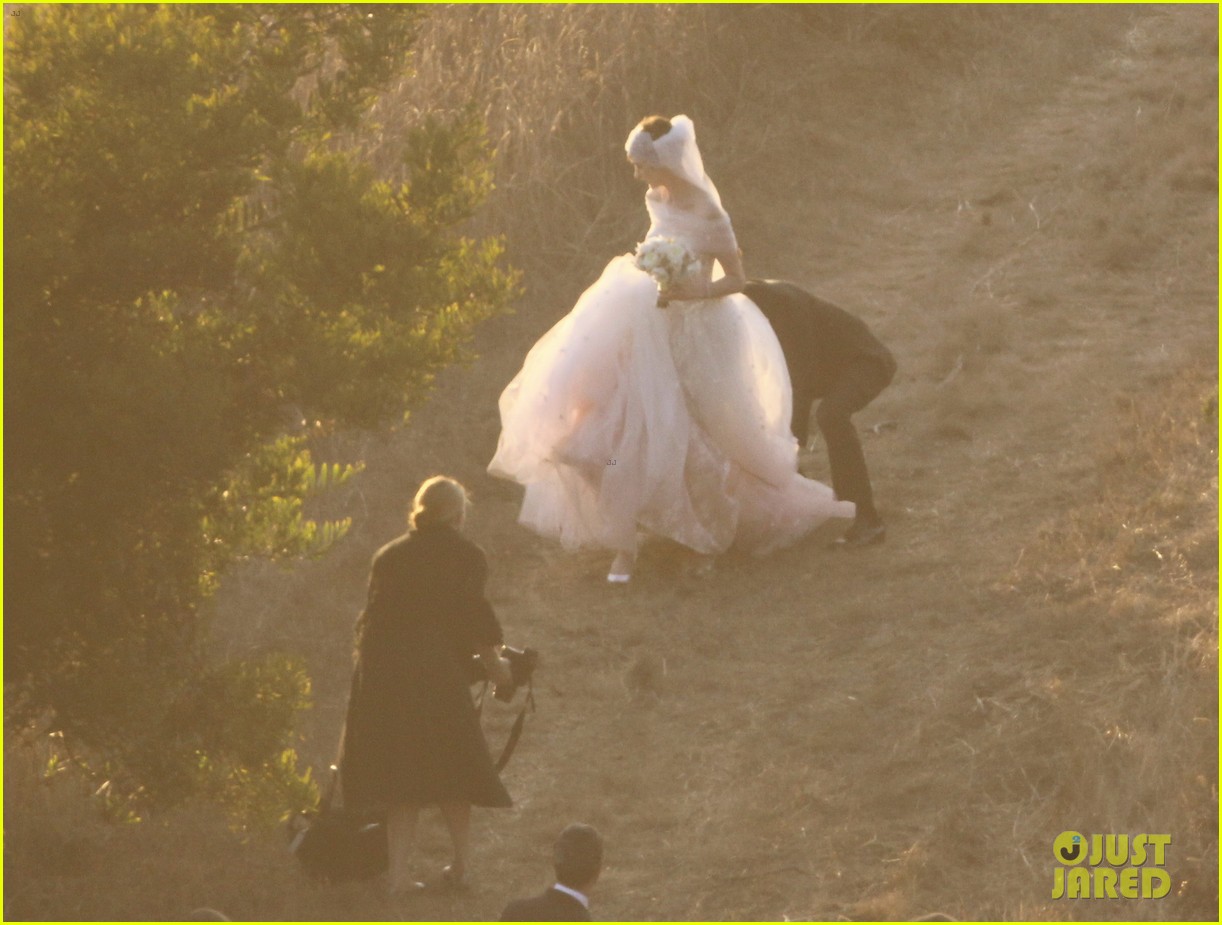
835,520,886,548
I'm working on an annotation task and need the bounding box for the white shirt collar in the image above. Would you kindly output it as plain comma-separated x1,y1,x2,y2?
551,883,590,909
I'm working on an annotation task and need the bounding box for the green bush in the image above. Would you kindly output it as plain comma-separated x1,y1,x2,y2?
4,4,519,820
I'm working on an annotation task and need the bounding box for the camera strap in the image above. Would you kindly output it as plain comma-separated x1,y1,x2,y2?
475,678,536,773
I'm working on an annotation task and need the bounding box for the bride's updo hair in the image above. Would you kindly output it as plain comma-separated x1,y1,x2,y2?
626,114,717,203
638,115,672,140
627,115,676,167
410,475,469,530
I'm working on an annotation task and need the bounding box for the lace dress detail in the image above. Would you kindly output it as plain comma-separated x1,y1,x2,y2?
488,187,854,555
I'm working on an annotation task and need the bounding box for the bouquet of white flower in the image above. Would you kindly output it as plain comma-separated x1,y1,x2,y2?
633,236,695,295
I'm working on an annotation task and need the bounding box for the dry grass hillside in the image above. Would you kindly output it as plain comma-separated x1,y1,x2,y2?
4,5,1217,922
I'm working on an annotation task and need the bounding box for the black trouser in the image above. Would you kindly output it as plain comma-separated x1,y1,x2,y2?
799,355,895,522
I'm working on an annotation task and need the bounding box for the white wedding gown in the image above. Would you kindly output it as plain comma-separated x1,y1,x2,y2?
488,189,854,555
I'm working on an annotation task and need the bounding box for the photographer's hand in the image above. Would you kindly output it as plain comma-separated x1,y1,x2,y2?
477,645,514,687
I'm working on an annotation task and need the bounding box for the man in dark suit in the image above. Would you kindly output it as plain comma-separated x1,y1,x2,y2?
743,279,897,547
500,823,604,922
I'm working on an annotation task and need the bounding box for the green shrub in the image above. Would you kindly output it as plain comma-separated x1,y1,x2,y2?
4,4,520,820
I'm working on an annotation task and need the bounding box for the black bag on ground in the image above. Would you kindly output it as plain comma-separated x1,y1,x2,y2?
288,765,387,882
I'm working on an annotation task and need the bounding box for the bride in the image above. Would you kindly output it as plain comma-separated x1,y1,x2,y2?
488,114,854,582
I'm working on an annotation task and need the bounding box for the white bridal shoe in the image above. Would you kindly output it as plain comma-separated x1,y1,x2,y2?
607,550,635,583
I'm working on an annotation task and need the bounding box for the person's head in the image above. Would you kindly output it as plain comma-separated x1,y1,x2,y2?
409,475,469,531
625,115,718,207
626,115,675,185
553,823,604,892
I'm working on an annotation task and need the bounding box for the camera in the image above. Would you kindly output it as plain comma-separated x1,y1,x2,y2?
468,645,539,702
495,645,539,702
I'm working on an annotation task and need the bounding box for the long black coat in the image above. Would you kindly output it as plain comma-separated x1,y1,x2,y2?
340,523,512,810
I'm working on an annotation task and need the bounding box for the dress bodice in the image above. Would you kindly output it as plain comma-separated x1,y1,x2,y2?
644,189,739,282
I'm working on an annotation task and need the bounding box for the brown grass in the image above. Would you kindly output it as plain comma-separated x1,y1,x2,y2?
4,4,1217,923
361,5,766,284
980,367,1218,922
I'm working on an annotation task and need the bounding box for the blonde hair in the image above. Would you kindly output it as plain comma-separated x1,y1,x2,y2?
409,475,469,530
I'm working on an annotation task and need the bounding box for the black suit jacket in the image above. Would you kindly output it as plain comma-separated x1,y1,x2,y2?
500,886,591,921
742,279,895,400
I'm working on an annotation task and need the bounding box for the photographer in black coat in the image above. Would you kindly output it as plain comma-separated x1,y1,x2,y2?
743,280,896,547
341,476,513,897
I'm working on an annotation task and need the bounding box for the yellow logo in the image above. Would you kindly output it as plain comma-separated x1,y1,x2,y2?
1051,832,1172,899
1053,831,1086,866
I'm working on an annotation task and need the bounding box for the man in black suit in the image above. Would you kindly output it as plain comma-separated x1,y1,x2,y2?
500,823,603,922
743,279,896,547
